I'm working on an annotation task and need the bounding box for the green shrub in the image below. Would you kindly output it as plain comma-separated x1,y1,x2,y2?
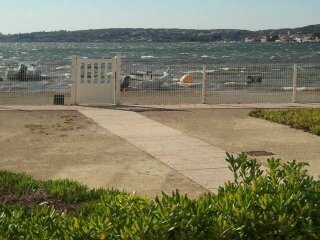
1,154,320,239
250,108,320,136
0,170,40,194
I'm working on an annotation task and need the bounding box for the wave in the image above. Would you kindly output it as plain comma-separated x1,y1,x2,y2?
141,56,154,59
55,66,71,70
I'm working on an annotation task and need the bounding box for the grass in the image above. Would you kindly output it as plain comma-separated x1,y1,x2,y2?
250,108,320,136
1,153,320,239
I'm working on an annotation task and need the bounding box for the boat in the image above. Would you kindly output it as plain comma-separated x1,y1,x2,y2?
128,67,171,81
121,67,172,91
121,67,203,91
5,62,49,81
247,75,262,84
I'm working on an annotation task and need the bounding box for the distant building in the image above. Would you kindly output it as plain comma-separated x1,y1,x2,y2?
261,36,268,43
279,35,290,42
294,37,302,43
245,37,256,43
302,36,320,43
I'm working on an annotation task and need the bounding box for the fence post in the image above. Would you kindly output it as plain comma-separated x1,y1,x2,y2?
202,65,207,104
292,64,298,103
71,55,78,105
114,56,121,105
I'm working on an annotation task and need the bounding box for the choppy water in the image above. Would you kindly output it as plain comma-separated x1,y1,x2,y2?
1,42,320,67
0,42,320,93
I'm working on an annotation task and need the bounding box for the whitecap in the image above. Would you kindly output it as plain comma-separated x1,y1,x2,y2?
141,56,154,59
56,66,71,70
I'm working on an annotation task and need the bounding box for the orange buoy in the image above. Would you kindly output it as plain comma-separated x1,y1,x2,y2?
179,74,193,84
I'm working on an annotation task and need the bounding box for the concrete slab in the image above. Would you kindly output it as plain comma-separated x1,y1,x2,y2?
80,108,232,192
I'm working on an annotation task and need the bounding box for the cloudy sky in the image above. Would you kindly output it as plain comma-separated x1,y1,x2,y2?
1,0,319,34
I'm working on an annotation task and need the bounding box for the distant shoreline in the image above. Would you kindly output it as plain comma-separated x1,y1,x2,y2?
0,25,319,43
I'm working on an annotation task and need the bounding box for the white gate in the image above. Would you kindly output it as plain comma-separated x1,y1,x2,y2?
71,56,121,105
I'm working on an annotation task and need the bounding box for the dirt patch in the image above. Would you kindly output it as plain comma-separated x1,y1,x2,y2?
140,109,320,177
0,110,206,198
0,183,75,213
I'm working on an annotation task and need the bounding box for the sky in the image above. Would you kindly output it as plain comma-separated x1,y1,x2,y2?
0,0,320,34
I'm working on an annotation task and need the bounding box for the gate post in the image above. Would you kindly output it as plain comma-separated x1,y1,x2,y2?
292,64,298,103
71,55,79,105
113,56,121,105
202,65,207,104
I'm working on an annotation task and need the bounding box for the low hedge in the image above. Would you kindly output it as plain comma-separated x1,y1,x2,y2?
250,108,320,136
1,153,320,239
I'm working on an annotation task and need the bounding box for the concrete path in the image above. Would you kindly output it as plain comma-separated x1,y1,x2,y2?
79,108,233,192
1,102,320,112
2,103,319,191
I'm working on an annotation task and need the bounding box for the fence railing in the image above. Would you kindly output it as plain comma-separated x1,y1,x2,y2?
121,63,320,105
0,65,71,105
1,61,319,105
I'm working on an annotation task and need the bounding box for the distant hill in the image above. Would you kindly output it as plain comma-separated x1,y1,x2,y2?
256,24,320,35
0,24,319,43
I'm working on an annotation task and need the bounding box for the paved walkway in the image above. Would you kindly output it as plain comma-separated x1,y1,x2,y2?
2,103,319,192
1,102,320,111
79,108,232,192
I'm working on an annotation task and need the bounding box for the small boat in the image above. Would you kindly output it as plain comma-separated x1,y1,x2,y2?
128,67,170,81
121,68,203,91
5,62,49,81
247,75,262,84
121,67,172,91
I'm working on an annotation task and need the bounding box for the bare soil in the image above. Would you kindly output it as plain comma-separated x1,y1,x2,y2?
0,183,76,213
0,110,206,198
140,108,320,177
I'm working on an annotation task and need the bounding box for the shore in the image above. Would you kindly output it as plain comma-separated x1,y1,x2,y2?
0,90,318,106
0,92,71,105
121,90,320,105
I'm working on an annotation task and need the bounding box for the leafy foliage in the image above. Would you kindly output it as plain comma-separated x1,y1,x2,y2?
250,108,320,136
1,154,320,239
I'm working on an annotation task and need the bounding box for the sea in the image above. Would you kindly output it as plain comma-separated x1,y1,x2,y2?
0,42,320,93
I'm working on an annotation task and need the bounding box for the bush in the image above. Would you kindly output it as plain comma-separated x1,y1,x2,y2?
249,108,320,136
1,154,320,239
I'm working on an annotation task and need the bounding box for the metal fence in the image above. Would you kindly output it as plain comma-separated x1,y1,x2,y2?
0,61,319,106
0,65,71,105
120,64,203,105
121,63,320,105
